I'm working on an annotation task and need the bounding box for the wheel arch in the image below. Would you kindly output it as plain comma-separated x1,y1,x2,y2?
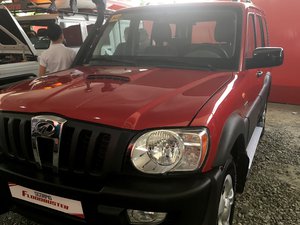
230,135,249,193
213,113,250,193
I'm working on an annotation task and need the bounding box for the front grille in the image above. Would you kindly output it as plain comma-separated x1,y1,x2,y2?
1,116,33,162
0,112,135,177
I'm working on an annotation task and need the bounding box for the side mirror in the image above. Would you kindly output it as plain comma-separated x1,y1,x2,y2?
246,47,284,69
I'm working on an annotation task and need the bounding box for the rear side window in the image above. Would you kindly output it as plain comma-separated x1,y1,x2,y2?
262,17,270,46
246,13,256,58
256,15,265,47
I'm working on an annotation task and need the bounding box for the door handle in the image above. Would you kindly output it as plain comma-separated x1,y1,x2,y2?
256,71,264,78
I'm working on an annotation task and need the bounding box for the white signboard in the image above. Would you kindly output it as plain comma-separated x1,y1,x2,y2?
9,183,85,219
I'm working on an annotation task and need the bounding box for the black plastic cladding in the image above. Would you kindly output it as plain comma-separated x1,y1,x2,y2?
0,112,136,178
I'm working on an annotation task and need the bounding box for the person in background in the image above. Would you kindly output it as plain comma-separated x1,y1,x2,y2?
39,24,76,76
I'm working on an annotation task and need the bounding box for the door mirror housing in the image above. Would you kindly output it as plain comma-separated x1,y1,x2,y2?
246,47,284,69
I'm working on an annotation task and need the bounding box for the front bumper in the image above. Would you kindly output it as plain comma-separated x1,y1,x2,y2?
0,161,223,225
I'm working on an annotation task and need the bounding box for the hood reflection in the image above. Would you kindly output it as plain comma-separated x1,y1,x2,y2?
85,74,130,92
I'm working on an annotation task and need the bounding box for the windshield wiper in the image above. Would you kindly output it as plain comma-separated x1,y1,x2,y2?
89,56,137,66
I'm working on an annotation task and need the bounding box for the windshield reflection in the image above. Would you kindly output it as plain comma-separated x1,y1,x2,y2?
88,5,242,70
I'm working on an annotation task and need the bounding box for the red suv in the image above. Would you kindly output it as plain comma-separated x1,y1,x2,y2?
0,1,283,225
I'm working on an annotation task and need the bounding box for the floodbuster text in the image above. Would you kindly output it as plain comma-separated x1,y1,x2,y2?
22,190,69,210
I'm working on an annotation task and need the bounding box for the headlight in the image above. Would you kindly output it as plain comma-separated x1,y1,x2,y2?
130,128,209,174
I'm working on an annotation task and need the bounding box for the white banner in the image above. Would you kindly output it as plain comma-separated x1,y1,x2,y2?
9,183,85,219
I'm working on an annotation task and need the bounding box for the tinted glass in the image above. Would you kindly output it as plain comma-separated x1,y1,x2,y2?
88,6,242,71
246,14,256,58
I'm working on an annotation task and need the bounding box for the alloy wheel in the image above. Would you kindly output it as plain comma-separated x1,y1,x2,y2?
217,174,235,225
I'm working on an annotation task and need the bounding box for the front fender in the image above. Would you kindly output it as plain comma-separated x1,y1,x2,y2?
213,113,248,167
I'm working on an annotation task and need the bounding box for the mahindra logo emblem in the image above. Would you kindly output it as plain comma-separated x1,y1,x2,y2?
34,121,56,137
31,115,67,172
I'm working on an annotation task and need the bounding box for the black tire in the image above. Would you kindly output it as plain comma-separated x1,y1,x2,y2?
216,160,236,225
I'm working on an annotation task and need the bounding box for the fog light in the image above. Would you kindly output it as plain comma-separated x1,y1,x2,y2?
127,209,167,224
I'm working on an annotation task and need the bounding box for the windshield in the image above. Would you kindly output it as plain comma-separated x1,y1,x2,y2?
87,5,242,70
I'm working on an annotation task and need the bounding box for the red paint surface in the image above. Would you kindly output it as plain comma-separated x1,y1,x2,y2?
0,2,275,172
0,63,268,171
0,66,232,131
253,0,300,105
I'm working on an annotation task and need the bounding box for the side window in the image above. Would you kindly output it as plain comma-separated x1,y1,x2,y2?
118,21,131,44
31,26,50,49
60,22,83,47
138,20,151,52
256,15,265,47
94,19,130,56
246,14,256,58
63,24,83,47
262,18,270,46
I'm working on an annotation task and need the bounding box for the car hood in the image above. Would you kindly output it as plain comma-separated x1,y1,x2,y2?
0,66,233,130
0,5,36,56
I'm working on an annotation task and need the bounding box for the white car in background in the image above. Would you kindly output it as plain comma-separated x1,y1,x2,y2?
16,12,97,54
0,5,38,89
0,5,98,89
